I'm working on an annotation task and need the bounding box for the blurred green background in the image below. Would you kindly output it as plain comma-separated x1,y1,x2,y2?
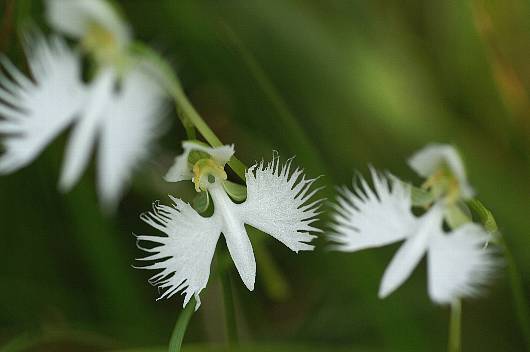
0,0,529,351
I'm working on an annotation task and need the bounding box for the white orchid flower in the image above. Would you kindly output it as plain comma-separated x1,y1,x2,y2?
45,0,131,63
408,143,474,199
136,143,322,309
0,0,167,210
330,168,496,304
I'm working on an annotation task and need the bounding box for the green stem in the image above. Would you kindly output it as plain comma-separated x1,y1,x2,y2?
500,237,530,349
168,297,196,352
129,42,246,180
220,269,239,347
468,199,530,349
170,82,247,180
177,102,197,141
448,300,462,352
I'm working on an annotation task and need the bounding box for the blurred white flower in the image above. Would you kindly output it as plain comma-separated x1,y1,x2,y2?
136,144,322,309
408,143,474,199
330,168,496,304
46,0,131,49
45,0,131,64
0,0,167,210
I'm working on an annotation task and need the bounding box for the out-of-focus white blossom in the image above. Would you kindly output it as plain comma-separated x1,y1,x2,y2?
0,0,168,210
46,0,131,50
330,167,496,304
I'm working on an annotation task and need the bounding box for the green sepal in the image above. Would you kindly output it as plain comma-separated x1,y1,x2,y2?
188,150,212,166
444,202,472,230
467,199,499,236
175,140,214,168
192,191,210,214
410,185,435,207
222,180,247,202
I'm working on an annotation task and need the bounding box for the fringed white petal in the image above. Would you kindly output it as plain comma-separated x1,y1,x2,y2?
427,223,497,304
165,142,234,182
59,68,115,192
329,168,416,252
408,143,474,198
239,155,321,252
97,66,167,210
378,206,444,298
137,197,222,310
0,34,85,174
45,0,131,48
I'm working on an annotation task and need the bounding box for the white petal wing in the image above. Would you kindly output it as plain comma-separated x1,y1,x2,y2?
96,67,166,210
330,168,416,252
0,34,85,173
59,68,115,193
238,156,321,252
137,196,222,309
378,206,443,298
427,223,497,304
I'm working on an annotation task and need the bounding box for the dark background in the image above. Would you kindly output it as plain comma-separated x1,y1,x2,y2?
0,0,529,351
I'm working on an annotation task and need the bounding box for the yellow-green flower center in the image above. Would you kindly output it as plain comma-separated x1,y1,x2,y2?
192,158,227,192
421,165,461,204
83,22,122,65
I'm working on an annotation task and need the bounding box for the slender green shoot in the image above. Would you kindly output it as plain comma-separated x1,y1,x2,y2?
170,82,247,179
500,239,530,349
468,199,530,348
448,300,462,352
168,297,196,352
129,42,247,180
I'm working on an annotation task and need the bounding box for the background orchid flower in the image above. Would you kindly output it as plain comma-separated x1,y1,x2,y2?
0,0,167,210
330,168,497,304
45,0,131,64
330,142,500,305
408,144,475,200
46,0,132,51
136,142,322,309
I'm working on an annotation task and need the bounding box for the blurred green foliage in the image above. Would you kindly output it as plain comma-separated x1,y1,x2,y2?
0,0,529,351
